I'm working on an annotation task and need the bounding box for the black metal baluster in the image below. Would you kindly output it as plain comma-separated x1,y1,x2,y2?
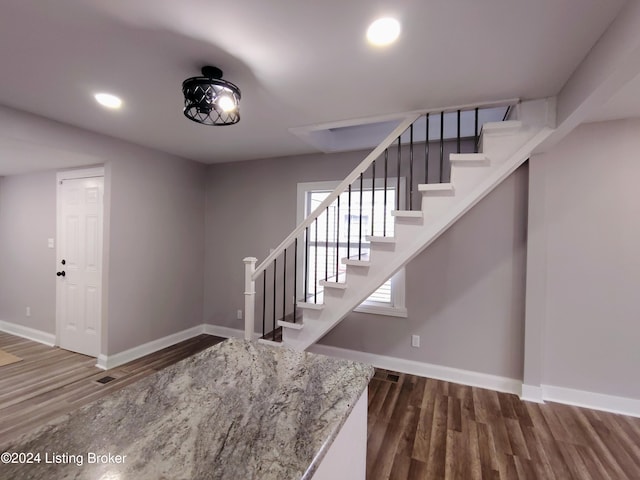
293,238,298,322
304,226,309,302
358,172,363,260
324,207,329,282
409,123,414,210
272,258,277,340
347,184,352,260
439,112,444,183
383,149,388,236
262,270,266,337
371,160,376,237
474,107,479,154
282,248,287,323
425,113,430,184
314,218,318,303
457,109,461,154
397,136,401,210
335,197,340,282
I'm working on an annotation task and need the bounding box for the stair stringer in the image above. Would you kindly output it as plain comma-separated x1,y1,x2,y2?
283,124,554,351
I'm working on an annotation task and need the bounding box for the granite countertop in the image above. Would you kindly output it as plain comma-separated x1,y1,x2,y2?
0,338,373,480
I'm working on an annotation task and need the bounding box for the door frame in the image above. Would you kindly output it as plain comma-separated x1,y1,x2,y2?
55,166,105,356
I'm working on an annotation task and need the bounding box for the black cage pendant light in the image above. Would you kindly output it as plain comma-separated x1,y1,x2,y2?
182,66,241,126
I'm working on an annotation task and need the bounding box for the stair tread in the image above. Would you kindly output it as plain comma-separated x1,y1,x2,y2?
366,235,396,243
392,210,423,218
319,279,347,289
342,258,370,266
450,153,488,161
482,120,522,134
418,183,455,194
278,320,303,330
297,301,324,310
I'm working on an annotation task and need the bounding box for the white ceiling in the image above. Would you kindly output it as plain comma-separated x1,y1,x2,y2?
0,0,629,170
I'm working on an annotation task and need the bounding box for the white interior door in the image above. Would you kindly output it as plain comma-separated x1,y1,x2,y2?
56,173,104,357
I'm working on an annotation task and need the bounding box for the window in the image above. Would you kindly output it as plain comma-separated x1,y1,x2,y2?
297,180,407,317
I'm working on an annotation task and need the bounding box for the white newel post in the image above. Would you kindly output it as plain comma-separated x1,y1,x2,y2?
243,257,258,341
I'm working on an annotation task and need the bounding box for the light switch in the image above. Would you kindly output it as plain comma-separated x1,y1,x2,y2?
48,238,55,249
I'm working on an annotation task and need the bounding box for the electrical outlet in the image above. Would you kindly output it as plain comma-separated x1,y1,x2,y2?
26,306,31,317
237,309,243,320
411,335,420,348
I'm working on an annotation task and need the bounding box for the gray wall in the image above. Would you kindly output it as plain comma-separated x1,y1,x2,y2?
533,119,640,398
204,145,528,380
0,107,206,355
322,165,528,380
204,150,362,329
0,171,57,333
107,153,206,353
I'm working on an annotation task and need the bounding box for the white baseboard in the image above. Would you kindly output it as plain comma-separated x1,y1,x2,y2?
541,384,640,418
7,318,636,418
96,325,206,370
521,384,545,403
204,324,245,339
308,343,522,395
0,320,56,346
202,325,520,395
203,324,261,340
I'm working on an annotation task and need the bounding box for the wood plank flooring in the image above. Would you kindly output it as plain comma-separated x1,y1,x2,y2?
2,333,639,479
367,369,640,480
0,331,224,444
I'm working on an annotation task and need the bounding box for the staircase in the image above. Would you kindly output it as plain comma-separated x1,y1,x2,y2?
243,99,554,351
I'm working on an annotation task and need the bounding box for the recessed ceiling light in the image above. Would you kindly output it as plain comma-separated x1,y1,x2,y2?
94,93,122,109
367,17,401,46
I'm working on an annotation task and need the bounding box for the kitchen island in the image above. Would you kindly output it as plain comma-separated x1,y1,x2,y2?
0,338,373,480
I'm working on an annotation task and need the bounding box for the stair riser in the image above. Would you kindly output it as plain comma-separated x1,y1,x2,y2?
480,133,530,160
420,195,457,217
449,164,492,193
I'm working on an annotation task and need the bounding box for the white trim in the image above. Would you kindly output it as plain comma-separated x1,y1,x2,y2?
199,325,518,396
353,304,407,318
289,98,519,136
56,166,105,181
96,325,205,370
204,323,260,341
0,320,56,346
521,384,545,403
541,385,640,418
308,343,521,395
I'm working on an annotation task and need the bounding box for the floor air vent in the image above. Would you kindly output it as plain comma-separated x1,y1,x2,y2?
96,376,116,385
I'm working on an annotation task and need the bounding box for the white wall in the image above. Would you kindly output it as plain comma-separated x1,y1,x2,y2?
532,119,640,400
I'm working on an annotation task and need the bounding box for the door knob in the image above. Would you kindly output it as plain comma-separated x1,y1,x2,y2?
61,259,66,265
56,271,66,277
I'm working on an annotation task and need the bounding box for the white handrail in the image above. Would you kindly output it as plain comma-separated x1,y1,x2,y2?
252,114,420,280
250,97,521,281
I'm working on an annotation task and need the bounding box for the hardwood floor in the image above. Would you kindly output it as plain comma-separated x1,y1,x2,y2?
367,369,640,480
0,331,224,444
2,333,639,479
